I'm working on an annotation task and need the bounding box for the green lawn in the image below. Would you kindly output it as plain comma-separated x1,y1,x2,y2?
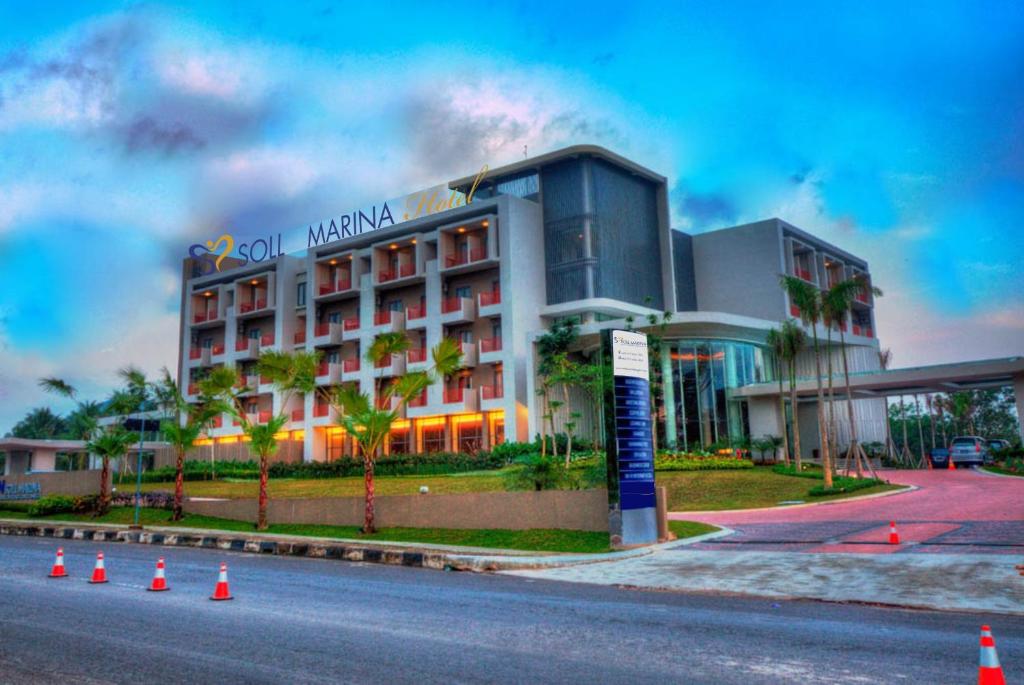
0,506,719,553
656,466,903,511
139,472,509,499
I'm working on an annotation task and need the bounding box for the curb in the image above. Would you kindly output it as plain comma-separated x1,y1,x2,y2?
669,484,917,517
978,468,1024,479
0,519,664,572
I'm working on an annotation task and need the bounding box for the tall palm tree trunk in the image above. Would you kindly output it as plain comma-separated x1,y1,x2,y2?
257,453,269,530
789,358,802,471
172,446,186,521
838,328,865,478
98,456,111,516
899,396,912,466
363,449,376,533
776,357,790,466
562,382,573,468
810,331,833,487
825,328,838,476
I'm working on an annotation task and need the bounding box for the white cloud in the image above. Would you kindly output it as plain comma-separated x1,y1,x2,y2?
155,49,265,104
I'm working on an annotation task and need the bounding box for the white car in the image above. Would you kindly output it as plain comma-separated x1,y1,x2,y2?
948,436,991,468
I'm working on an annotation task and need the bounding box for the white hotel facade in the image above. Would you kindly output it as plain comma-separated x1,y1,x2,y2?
178,145,890,462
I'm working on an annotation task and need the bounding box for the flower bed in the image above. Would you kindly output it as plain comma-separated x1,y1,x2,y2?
655,452,754,471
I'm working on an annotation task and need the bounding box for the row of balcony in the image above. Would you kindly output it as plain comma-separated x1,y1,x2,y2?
307,384,505,422
292,290,503,346
311,339,503,383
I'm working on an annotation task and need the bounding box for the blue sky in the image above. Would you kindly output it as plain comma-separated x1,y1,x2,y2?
1,1,1022,431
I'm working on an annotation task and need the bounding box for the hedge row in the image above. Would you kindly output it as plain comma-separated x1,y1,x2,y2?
140,451,510,483
655,456,754,471
808,477,885,497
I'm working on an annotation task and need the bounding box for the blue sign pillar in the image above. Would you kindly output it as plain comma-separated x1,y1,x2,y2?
602,329,658,547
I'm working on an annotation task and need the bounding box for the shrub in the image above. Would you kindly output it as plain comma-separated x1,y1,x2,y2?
655,453,754,471
489,441,538,464
808,477,884,497
27,495,77,517
504,455,577,491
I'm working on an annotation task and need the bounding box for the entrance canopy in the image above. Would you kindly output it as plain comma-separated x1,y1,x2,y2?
733,356,1024,400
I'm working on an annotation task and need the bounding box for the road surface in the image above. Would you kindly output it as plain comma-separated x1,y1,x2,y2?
674,468,1024,554
0,536,1020,684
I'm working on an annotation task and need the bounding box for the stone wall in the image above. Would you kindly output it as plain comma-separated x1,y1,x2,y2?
0,470,111,500
184,488,611,532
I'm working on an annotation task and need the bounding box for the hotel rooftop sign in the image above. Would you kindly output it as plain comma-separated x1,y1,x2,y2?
189,166,489,274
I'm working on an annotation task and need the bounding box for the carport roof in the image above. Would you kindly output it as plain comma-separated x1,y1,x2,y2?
732,356,1024,400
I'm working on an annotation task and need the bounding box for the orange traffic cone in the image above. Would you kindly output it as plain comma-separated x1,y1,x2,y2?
89,552,108,584
888,521,900,545
147,557,169,592
48,547,68,578
948,453,956,471
210,562,233,601
978,625,1006,685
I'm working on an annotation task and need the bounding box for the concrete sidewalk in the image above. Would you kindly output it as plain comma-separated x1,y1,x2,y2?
505,546,1024,615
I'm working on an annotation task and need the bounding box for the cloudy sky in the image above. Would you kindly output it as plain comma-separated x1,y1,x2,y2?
1,1,1022,432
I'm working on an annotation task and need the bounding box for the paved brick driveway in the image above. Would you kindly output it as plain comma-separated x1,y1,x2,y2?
671,469,1024,554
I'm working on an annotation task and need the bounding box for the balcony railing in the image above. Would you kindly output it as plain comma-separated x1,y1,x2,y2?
378,270,396,283
211,343,225,356
407,348,427,363
400,263,416,278
313,403,329,418
260,334,275,346
291,408,304,422
315,322,331,337
194,312,209,323
479,290,501,307
407,304,426,320
409,391,427,408
317,361,330,377
443,388,466,404
294,331,306,344
211,415,223,428
480,337,502,353
337,278,352,291
343,317,360,331
441,297,464,314
239,298,268,314
789,304,801,318
374,310,394,326
189,348,202,360
480,385,503,400
794,267,813,282
343,358,360,373
319,282,335,296
852,325,874,338
259,374,271,385
236,338,253,352
187,383,199,395
445,246,487,268
375,356,392,369
258,410,272,424
855,291,870,304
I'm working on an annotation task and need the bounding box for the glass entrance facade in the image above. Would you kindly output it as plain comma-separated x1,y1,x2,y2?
661,339,773,450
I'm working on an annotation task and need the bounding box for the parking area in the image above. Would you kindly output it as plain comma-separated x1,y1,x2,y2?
672,469,1024,555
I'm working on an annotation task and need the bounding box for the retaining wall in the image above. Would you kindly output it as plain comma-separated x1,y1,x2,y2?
185,488,611,532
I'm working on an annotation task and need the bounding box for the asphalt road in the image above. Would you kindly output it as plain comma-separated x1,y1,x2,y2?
0,536,1020,684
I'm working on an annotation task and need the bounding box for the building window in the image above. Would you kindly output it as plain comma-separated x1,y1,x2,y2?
248,328,260,340
422,424,446,453
326,431,347,461
388,299,402,312
457,420,483,453
328,311,341,323
390,428,411,455
455,285,472,300
297,282,306,307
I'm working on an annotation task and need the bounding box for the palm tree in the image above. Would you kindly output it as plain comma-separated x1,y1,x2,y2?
64,401,103,441
86,427,138,515
7,407,67,439
765,327,790,466
39,376,101,480
780,320,806,470
823,277,883,478
152,370,214,521
330,338,462,533
367,332,412,403
877,348,899,463
199,350,317,530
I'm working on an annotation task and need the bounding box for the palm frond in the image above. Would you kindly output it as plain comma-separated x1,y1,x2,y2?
431,337,463,379
38,377,77,399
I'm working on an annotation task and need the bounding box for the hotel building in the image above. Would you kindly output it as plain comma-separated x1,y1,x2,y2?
178,145,889,462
